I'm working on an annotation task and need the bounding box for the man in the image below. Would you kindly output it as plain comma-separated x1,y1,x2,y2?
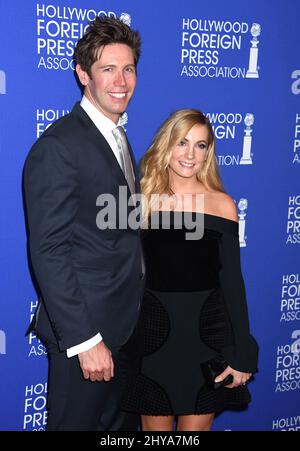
24,16,144,431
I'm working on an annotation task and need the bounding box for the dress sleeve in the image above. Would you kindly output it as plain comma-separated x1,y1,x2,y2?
218,228,259,373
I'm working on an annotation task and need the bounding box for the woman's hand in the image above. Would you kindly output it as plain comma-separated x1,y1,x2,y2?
215,366,251,388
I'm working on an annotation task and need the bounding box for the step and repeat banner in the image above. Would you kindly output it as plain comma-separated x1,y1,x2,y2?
0,0,299,431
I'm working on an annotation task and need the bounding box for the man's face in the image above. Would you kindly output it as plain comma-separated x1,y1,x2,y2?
76,43,137,124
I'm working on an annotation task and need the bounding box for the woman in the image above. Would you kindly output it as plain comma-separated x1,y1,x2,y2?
122,109,259,431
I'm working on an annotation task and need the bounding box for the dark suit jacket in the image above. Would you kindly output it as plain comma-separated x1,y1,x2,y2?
24,102,144,351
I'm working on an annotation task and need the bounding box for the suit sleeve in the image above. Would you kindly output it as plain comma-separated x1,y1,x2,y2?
24,135,98,351
218,231,259,373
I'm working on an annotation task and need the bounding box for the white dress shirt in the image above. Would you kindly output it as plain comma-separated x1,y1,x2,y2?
80,95,124,168
67,96,123,358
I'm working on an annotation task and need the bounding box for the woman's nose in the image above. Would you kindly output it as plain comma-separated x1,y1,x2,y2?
185,146,195,159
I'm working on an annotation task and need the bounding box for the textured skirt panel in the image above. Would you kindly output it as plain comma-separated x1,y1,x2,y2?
122,288,251,416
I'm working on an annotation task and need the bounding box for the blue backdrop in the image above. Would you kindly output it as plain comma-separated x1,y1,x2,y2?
1,0,299,431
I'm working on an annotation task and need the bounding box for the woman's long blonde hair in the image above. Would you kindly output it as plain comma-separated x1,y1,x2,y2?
141,109,224,218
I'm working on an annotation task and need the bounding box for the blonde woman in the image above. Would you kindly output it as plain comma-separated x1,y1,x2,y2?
122,109,258,431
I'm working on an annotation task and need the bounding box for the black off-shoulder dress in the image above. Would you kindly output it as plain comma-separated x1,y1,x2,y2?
122,212,258,416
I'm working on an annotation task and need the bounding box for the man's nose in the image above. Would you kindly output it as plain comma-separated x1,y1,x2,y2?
114,70,126,85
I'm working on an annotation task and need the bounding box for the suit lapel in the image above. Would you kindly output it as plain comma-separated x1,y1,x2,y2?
71,103,133,191
127,141,141,194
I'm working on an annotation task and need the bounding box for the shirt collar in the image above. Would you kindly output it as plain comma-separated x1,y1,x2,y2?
80,95,121,136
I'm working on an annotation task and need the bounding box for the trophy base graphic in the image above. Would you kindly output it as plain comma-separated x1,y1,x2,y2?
238,203,247,248
240,156,253,165
0,70,6,95
246,71,259,79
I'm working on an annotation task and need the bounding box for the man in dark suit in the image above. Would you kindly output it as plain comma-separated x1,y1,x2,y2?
23,16,144,431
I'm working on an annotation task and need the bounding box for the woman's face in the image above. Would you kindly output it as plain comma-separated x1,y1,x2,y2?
168,123,209,180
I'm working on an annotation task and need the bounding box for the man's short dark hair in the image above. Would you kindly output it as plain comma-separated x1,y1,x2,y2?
74,16,141,76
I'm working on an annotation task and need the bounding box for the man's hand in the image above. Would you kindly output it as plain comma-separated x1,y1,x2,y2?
78,341,114,382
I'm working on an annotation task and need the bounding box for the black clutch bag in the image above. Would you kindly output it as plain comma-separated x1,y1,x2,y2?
201,356,233,390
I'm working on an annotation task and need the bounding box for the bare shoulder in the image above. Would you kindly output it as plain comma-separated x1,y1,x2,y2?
211,192,238,222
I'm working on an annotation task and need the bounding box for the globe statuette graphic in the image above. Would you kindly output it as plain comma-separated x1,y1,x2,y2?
250,23,261,38
244,113,254,127
238,198,248,212
120,13,131,26
120,112,128,129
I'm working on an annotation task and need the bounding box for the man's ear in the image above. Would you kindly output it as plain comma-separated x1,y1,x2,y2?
76,64,90,86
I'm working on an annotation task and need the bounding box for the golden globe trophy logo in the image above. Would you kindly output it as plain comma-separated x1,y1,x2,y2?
0,70,6,94
206,112,255,165
180,19,261,79
237,198,248,247
119,111,128,131
280,274,300,322
36,3,131,71
0,329,6,354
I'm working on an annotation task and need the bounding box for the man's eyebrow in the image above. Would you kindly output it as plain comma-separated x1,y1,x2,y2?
97,63,136,68
98,63,115,68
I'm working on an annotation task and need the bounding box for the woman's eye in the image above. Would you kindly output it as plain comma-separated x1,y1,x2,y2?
178,140,186,146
